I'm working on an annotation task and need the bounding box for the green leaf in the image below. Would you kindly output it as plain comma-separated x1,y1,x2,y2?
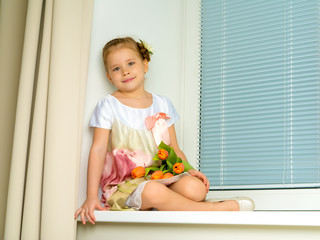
158,141,171,152
145,168,152,176
153,155,160,161
166,160,173,171
167,147,177,165
160,164,167,172
181,160,195,172
145,166,160,176
177,157,182,163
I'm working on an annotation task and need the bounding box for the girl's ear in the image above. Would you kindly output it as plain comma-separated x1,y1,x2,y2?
143,59,149,73
107,73,114,84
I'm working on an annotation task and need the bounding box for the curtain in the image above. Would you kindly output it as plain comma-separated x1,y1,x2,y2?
199,0,320,189
1,0,94,239
0,0,28,238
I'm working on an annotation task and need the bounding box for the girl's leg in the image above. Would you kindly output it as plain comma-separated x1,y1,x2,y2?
168,175,207,202
140,181,239,211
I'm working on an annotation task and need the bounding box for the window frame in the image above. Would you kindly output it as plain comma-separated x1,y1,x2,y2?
182,0,320,211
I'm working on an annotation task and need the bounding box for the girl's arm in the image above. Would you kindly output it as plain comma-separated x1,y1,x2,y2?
168,125,210,192
167,124,187,161
75,127,110,224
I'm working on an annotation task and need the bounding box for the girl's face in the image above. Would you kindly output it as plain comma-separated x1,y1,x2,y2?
106,47,148,94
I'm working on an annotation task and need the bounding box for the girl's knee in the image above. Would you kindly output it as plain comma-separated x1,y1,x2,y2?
177,176,207,201
141,181,168,205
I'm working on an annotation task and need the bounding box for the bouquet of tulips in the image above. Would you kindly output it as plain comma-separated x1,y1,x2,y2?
131,141,194,180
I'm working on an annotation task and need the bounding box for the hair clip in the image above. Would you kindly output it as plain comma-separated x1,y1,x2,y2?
139,39,153,55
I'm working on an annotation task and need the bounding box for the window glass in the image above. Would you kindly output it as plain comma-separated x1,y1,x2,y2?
199,0,320,190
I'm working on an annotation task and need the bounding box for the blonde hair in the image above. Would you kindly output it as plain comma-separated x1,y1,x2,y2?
102,37,151,71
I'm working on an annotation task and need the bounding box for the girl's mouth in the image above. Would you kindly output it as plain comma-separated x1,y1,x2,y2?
122,77,134,83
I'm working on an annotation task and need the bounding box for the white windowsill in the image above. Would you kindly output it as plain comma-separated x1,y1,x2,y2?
80,211,320,227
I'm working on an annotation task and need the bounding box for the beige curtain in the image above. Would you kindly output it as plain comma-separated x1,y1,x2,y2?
1,0,94,239
0,0,28,238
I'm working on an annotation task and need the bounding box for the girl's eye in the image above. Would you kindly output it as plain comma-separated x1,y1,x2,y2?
113,67,120,72
128,61,135,66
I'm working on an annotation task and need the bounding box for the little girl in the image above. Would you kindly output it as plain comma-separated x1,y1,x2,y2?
75,37,254,224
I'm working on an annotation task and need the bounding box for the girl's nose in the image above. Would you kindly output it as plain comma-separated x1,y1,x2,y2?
122,68,129,76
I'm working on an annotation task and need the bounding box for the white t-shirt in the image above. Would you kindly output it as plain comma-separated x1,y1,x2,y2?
90,94,179,130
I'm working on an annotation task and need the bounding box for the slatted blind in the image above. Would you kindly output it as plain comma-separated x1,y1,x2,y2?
199,0,320,189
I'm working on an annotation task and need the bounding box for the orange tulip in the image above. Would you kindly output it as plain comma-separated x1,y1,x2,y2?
158,149,169,160
131,166,146,179
151,170,164,180
162,172,174,179
173,163,185,174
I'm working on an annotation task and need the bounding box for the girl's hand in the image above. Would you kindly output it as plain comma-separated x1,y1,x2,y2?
187,169,210,192
75,196,108,224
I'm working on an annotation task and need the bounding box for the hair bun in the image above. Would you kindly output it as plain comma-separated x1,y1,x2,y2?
137,41,151,62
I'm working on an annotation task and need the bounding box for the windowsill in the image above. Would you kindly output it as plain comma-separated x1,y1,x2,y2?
80,211,320,227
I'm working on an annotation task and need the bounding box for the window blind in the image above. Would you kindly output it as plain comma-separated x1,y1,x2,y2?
199,0,320,189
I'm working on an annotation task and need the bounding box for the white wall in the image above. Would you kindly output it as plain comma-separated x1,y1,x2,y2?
78,0,200,207
77,222,320,240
